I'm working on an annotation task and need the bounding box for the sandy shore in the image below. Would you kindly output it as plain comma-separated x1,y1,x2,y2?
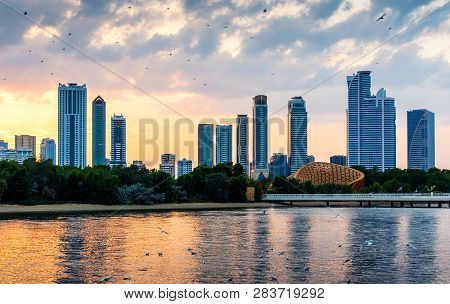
0,202,280,217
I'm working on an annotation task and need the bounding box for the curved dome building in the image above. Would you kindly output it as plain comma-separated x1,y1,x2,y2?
290,162,365,190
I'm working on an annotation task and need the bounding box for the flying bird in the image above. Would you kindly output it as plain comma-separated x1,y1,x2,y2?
388,27,392,30
158,251,163,257
157,227,169,234
68,33,72,36
23,11,27,15
263,9,267,13
376,13,386,22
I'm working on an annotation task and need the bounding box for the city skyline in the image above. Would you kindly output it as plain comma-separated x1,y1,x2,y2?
0,1,449,169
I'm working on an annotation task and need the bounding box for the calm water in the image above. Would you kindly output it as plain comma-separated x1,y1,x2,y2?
0,207,449,284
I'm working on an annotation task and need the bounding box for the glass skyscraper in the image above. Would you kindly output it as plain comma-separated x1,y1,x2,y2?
198,124,213,167
407,109,435,170
92,96,106,166
236,115,249,175
288,96,307,174
330,155,347,166
40,138,56,165
347,72,396,171
110,114,126,167
216,125,232,164
252,95,268,170
177,158,192,177
58,83,87,168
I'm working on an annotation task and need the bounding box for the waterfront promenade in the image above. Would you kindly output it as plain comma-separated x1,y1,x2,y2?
264,193,450,208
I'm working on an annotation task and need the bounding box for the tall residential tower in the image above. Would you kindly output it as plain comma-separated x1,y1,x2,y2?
216,125,232,164
110,114,126,167
58,83,87,168
252,95,268,179
236,115,249,175
92,96,106,166
198,124,214,167
287,96,307,174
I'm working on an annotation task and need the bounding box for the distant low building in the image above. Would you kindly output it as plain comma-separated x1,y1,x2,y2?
307,155,315,164
15,135,36,158
131,160,146,169
269,153,289,179
0,149,33,164
0,140,8,150
160,153,175,178
177,158,192,177
330,155,347,166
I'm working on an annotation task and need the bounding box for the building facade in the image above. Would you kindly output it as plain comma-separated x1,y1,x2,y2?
347,71,371,168
0,149,33,164
92,96,106,166
252,95,268,170
307,155,315,164
236,115,249,175
15,135,36,158
40,138,56,165
131,160,146,169
347,72,396,171
0,140,8,150
110,114,126,167
330,155,347,166
160,153,176,177
216,125,232,164
269,153,289,179
407,109,435,170
198,124,214,167
177,158,192,177
288,96,308,174
58,83,87,168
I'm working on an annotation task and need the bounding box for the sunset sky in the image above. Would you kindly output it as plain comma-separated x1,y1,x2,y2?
0,0,449,168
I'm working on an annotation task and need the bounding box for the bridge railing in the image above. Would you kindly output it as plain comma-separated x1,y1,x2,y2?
263,193,450,200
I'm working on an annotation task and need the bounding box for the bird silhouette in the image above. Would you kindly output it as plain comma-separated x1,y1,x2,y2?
263,9,267,13
376,13,386,22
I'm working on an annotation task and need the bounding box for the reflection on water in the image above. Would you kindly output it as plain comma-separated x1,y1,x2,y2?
0,208,449,284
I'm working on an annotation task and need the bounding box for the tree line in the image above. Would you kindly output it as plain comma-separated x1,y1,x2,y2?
0,159,449,204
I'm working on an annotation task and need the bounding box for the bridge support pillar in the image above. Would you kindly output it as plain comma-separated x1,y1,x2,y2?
326,201,330,207
368,201,372,207
410,202,413,207
428,202,431,208
359,201,363,207
290,201,293,206
400,202,404,208
438,202,442,208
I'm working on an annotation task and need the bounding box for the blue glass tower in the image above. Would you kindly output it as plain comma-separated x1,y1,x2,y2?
216,125,232,164
252,95,268,170
288,96,307,174
347,72,396,171
347,71,371,168
92,96,106,166
407,109,435,170
40,138,56,165
236,115,249,175
58,83,87,168
198,124,213,167
269,153,289,179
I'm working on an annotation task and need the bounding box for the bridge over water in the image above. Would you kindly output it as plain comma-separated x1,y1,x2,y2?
263,193,450,208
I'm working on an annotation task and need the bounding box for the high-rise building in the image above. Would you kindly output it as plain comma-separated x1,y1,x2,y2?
40,138,56,165
110,114,126,167
58,83,87,168
160,153,175,177
407,109,435,170
288,96,307,174
216,125,232,164
252,95,269,179
330,155,347,166
198,124,213,167
347,72,396,171
15,135,36,158
0,149,33,164
347,71,371,168
92,96,106,166
177,158,192,177
307,155,315,164
269,153,289,179
236,115,249,175
0,140,8,150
